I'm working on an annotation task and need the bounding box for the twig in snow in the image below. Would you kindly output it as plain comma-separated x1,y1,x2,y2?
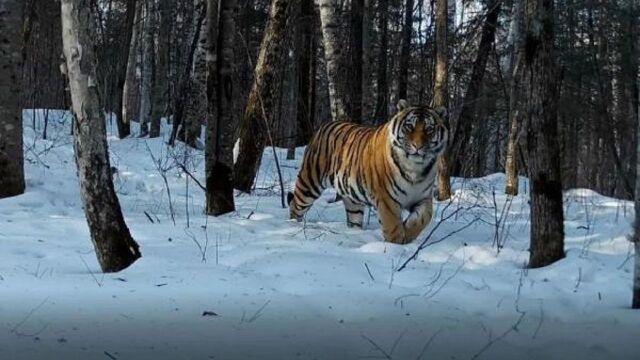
143,211,155,224
364,262,375,281
470,312,526,360
242,300,271,324
415,328,442,360
11,297,49,336
79,255,104,287
361,334,393,360
104,351,118,360
573,267,582,293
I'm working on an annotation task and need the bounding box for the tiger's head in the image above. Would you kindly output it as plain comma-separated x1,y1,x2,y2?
389,99,448,161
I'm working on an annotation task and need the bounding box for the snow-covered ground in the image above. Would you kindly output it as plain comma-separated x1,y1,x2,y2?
1,110,638,360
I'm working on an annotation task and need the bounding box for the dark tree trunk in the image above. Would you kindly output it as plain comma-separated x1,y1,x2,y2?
61,0,141,272
449,0,501,176
205,0,236,215
374,0,389,123
350,0,364,123
233,0,291,192
0,0,25,199
435,0,451,200
150,0,172,138
295,0,316,145
523,0,565,268
398,0,414,100
114,0,137,139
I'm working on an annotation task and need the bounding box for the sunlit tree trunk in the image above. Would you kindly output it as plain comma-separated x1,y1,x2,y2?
523,0,564,268
122,1,141,125
505,0,524,195
205,0,236,215
61,0,141,272
318,0,349,121
0,0,25,199
435,0,451,200
234,0,291,192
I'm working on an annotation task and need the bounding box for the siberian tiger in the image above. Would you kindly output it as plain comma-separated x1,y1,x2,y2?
287,100,448,244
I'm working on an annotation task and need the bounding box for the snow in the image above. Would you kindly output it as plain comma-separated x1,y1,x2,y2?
1,110,638,359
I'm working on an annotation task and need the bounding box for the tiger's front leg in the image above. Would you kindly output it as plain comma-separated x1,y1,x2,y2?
376,200,406,244
404,198,434,242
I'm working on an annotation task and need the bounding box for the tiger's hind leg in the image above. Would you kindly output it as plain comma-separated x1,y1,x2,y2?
343,197,365,228
288,177,326,221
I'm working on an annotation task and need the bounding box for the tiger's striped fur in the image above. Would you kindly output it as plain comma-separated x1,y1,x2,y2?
288,101,448,244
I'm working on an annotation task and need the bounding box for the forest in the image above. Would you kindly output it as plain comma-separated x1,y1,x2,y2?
0,0,639,359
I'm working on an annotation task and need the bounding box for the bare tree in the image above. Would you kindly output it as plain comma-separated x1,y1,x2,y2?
522,0,564,268
398,0,414,101
373,0,389,123
139,0,156,136
633,55,640,309
150,0,172,138
205,0,236,215
61,0,141,272
505,0,524,195
233,0,292,192
296,0,316,144
122,1,141,125
435,0,451,200
350,0,364,123
0,0,25,199
114,0,138,139
318,0,350,121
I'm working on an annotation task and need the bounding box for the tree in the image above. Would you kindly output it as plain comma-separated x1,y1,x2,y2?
449,0,501,176
398,0,414,100
0,0,25,199
633,44,640,308
318,0,350,121
522,0,564,268
150,0,172,138
139,0,156,136
373,0,389,123
233,0,292,192
435,0,451,201
350,0,364,123
505,0,524,195
205,0,236,215
61,0,141,272
122,1,142,125
295,0,316,144
114,0,138,139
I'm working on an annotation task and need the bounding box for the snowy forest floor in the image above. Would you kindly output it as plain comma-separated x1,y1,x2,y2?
1,110,639,360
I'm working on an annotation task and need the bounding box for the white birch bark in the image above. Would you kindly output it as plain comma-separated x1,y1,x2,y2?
318,0,349,121
139,0,155,136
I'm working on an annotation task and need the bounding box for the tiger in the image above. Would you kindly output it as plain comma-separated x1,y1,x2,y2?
287,100,448,244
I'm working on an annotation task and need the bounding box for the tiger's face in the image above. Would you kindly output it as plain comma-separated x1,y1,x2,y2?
391,100,448,160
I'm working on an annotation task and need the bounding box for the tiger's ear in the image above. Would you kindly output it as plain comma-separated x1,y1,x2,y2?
397,99,409,112
434,106,448,119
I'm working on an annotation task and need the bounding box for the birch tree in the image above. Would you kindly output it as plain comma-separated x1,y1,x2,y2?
633,62,640,309
233,0,292,192
522,0,564,268
318,0,350,121
61,0,141,272
205,0,236,215
0,0,25,199
398,0,414,101
122,1,141,125
150,0,172,138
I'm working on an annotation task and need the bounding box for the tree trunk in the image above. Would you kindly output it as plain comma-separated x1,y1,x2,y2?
373,0,389,123
523,0,564,268
205,0,236,215
296,0,316,145
233,0,291,192
61,0,141,273
435,0,451,201
398,0,414,100
0,0,25,199
150,0,172,138
139,0,155,137
114,0,138,139
449,0,501,176
318,0,350,121
350,0,364,123
122,1,141,125
505,0,524,195
633,23,640,308
182,0,208,147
